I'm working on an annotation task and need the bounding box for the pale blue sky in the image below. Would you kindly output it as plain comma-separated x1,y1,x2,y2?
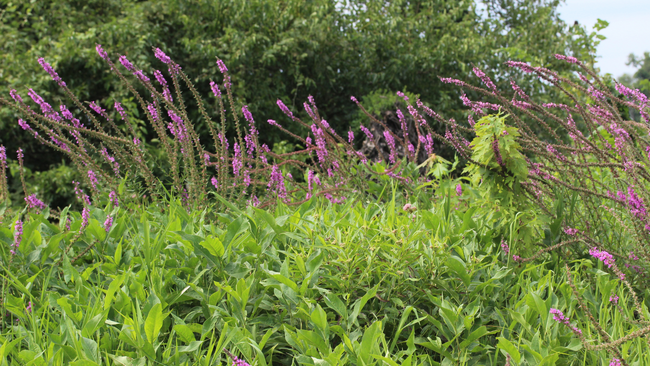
556,0,650,78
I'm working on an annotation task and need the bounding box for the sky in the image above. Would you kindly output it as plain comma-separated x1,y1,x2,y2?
556,0,650,78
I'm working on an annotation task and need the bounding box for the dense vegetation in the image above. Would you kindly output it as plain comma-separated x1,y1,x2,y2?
0,0,605,208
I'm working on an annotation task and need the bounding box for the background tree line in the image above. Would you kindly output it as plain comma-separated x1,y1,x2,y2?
0,0,607,206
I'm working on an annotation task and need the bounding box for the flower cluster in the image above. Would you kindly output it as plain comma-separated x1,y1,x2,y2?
549,308,582,335
11,220,23,256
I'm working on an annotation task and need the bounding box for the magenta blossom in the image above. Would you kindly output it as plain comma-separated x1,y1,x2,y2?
104,215,114,232
455,183,462,196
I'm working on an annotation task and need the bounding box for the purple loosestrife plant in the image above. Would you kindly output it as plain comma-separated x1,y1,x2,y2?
11,220,23,256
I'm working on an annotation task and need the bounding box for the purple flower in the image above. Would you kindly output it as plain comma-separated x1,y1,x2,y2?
268,165,287,200
244,135,255,157
609,295,619,304
217,59,228,74
133,70,150,83
167,110,187,142
119,55,135,72
350,96,358,104
610,359,621,366
589,247,615,268
554,54,579,64
276,99,294,119
109,191,119,207
26,301,32,313
10,89,24,103
492,138,504,167
360,125,373,140
472,67,496,90
241,106,257,135
501,239,510,255
38,57,66,86
311,125,328,164
25,194,47,210
210,81,221,98
211,177,219,189
455,183,463,197
397,91,408,101
104,215,114,232
95,44,108,60
89,101,109,119
267,119,280,127
18,119,31,131
232,143,243,176
230,355,251,366
439,77,465,86
0,146,6,165
88,170,99,191
383,130,397,164
81,207,90,229
73,181,91,206
512,255,521,262
12,220,23,255
549,308,583,335
563,227,579,236
154,48,172,64
348,130,354,144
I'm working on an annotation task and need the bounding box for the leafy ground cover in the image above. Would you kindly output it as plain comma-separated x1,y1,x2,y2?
0,184,647,365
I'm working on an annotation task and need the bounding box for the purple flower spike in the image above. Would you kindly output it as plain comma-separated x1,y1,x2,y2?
104,215,114,232
12,220,24,255
119,56,135,72
472,67,496,90
210,81,221,98
211,177,219,189
456,183,462,196
276,99,294,119
96,44,108,60
267,119,280,127
348,130,354,144
88,170,98,190
109,191,119,207
397,91,409,101
18,119,31,131
217,59,228,74
589,247,615,268
25,194,47,210
154,48,171,64
10,90,24,103
609,295,619,304
350,96,358,104
38,58,66,87
81,207,90,229
439,77,465,86
383,130,397,164
610,359,621,366
501,239,510,254
554,54,579,64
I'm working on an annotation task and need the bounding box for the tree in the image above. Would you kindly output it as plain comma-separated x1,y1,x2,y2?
0,0,601,205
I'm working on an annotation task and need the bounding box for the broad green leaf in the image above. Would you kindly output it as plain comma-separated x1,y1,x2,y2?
497,337,521,364
144,303,164,344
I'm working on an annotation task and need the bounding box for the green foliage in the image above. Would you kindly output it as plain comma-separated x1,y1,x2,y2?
465,113,528,202
1,190,648,364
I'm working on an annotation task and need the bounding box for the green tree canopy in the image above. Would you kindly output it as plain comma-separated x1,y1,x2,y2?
0,0,601,198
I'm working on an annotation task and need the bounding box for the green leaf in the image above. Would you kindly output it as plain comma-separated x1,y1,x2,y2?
446,256,470,286
174,324,196,344
497,337,521,364
144,303,164,344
